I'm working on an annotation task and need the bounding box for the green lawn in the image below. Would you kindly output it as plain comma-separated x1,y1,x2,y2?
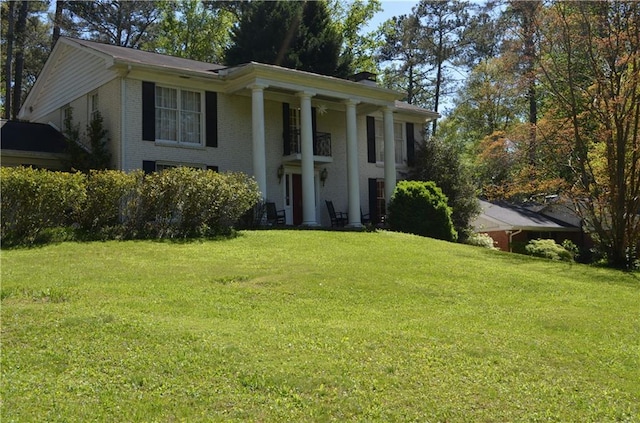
1,230,638,422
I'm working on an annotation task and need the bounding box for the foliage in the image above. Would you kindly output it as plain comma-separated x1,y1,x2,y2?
79,170,142,236
0,167,261,245
466,232,497,249
224,0,352,77
0,166,86,246
2,231,638,421
524,238,574,262
408,136,479,241
148,0,235,63
538,2,640,268
131,167,260,239
1,0,51,119
387,180,458,242
62,1,162,48
62,108,112,172
327,0,382,74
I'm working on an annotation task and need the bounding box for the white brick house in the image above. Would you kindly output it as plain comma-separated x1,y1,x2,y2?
19,37,438,227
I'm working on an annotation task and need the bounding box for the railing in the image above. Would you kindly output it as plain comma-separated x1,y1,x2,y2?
287,129,332,157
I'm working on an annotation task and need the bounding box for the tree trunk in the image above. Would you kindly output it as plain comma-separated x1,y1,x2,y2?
3,1,16,120
11,1,28,120
51,0,64,49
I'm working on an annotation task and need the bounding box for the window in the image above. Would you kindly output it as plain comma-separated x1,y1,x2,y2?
89,93,99,121
155,86,202,144
62,106,72,126
375,120,406,165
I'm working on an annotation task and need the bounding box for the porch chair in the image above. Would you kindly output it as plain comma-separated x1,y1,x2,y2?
325,200,348,227
266,202,286,225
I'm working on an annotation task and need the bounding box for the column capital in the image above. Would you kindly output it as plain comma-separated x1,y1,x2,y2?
248,83,268,91
296,90,316,99
343,99,360,107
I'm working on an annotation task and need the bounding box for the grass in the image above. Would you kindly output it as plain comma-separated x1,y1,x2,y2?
1,230,639,422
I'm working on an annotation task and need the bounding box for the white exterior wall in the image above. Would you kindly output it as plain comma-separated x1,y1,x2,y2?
22,43,118,122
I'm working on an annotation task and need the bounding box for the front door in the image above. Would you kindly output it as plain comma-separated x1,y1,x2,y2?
292,173,303,225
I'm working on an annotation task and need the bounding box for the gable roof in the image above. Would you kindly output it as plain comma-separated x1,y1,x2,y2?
69,37,226,75
474,200,580,232
1,120,67,154
21,37,439,123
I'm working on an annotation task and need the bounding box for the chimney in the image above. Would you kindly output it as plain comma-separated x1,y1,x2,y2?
348,72,377,87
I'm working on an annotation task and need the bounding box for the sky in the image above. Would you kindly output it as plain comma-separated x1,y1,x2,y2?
365,0,416,31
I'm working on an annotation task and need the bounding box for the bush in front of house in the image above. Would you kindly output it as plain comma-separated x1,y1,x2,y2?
80,170,143,237
466,232,498,250
0,167,261,246
0,167,86,246
524,239,575,262
131,167,260,238
387,180,458,242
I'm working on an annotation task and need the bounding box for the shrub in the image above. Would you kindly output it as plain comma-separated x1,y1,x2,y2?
1,167,86,246
466,232,498,249
129,168,260,238
387,180,458,242
0,167,260,245
525,239,574,262
80,170,142,237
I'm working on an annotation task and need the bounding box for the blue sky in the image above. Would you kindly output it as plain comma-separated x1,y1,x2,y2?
366,0,417,31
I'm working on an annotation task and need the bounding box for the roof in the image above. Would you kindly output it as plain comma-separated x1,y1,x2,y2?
474,200,580,232
69,37,226,74
1,120,67,154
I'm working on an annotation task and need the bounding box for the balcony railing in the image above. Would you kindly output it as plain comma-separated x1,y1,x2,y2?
287,129,332,157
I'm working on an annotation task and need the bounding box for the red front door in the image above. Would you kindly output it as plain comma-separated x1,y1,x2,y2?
292,174,303,225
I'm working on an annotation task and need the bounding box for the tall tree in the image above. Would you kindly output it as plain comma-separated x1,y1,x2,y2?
224,0,351,77
378,13,430,106
415,0,470,135
328,0,382,74
3,1,16,119
539,2,640,268
64,0,162,48
148,0,235,63
2,0,49,119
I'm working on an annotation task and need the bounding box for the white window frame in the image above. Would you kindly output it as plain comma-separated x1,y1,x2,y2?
89,92,99,122
154,85,204,147
375,119,406,166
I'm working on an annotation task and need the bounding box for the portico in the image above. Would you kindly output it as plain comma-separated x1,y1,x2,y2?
222,62,437,226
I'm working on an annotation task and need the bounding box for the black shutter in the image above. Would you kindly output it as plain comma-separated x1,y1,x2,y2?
142,81,155,141
207,165,219,172
366,116,376,163
205,91,218,147
282,102,291,155
368,178,378,224
406,122,415,166
142,160,156,174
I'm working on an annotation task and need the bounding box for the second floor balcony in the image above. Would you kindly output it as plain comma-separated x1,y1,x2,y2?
283,129,332,163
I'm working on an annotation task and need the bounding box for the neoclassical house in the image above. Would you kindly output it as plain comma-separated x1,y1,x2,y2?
19,37,438,227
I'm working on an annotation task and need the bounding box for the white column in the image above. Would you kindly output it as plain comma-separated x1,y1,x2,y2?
298,91,318,226
344,99,362,228
383,106,396,205
250,84,268,199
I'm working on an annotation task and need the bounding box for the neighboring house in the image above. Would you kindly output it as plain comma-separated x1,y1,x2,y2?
471,200,586,252
19,37,438,227
1,120,68,170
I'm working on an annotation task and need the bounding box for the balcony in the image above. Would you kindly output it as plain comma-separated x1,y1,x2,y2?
283,129,333,163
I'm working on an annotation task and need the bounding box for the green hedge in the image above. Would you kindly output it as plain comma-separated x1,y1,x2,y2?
387,180,458,242
1,167,260,246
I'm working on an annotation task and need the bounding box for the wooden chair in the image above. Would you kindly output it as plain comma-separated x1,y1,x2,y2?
325,200,347,227
266,202,286,225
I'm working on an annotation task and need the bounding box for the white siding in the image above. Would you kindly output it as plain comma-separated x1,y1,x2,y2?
25,44,119,122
